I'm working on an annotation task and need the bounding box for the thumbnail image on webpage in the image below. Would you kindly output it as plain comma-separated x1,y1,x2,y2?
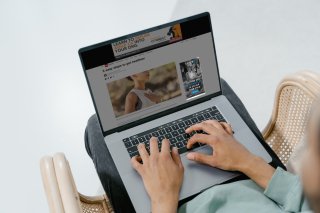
179,58,205,99
107,62,182,118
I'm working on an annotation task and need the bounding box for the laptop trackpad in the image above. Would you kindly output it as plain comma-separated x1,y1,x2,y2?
179,146,239,200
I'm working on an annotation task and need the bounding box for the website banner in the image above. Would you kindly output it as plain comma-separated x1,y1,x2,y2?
111,24,182,58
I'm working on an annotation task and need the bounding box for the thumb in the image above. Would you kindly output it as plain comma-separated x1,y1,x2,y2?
186,152,213,166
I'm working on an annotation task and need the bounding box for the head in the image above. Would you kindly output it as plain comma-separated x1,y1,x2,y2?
127,71,150,83
301,98,320,212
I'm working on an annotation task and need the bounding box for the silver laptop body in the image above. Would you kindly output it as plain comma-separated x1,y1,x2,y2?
79,12,272,213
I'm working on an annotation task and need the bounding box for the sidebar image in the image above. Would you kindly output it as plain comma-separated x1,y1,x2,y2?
179,58,205,99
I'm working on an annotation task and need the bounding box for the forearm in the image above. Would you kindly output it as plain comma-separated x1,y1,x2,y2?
239,155,275,189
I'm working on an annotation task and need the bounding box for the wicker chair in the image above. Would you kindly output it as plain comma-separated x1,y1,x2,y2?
262,70,320,165
40,153,114,213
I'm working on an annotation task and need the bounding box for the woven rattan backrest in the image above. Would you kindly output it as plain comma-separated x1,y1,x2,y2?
262,71,320,165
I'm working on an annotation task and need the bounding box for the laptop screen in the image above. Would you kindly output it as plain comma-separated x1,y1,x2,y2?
79,13,221,134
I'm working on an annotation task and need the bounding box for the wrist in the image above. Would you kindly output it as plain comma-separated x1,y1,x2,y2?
237,154,260,174
239,155,275,189
151,194,179,213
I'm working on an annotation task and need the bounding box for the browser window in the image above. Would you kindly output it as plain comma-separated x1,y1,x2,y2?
80,14,220,132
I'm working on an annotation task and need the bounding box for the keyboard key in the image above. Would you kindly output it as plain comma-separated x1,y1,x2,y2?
176,135,184,142
165,127,173,133
209,111,218,117
123,138,130,142
127,146,138,154
178,128,185,134
197,115,204,121
158,129,166,135
182,133,190,140
184,120,192,126
158,136,165,141
138,137,146,143
178,122,186,128
191,118,198,124
124,141,132,148
171,131,179,137
203,113,210,119
132,139,139,145
129,135,138,141
169,138,177,144
172,125,179,130
182,140,188,146
176,142,184,149
145,134,152,140
216,114,224,121
152,132,159,137
129,151,139,158
164,133,172,139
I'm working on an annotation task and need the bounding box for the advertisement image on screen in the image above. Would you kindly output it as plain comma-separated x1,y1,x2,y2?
179,58,205,99
107,62,182,118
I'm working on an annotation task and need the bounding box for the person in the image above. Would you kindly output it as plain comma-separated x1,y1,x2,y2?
85,79,317,213
124,71,161,114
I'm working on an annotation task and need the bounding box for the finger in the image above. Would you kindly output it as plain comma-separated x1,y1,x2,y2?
161,138,171,153
186,152,213,166
171,147,183,169
149,137,159,155
131,156,143,175
202,120,224,130
185,122,217,135
187,134,215,149
137,143,149,162
220,122,233,135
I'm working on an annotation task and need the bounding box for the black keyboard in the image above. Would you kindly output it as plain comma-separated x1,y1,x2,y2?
123,106,226,158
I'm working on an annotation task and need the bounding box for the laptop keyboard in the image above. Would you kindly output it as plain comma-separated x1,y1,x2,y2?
122,106,227,158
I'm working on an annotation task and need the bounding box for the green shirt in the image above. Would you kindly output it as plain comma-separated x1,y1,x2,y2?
179,168,311,213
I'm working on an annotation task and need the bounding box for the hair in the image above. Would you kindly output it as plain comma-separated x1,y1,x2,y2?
126,76,133,81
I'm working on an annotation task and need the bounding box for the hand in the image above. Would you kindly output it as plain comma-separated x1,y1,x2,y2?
131,137,184,213
186,120,254,171
186,120,275,189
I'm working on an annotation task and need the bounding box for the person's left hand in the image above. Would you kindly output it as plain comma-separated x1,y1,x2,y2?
131,137,184,213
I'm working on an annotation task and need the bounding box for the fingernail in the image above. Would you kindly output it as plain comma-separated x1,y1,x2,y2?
187,153,194,160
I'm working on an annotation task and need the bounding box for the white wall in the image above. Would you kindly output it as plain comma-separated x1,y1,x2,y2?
0,0,319,212
0,0,176,212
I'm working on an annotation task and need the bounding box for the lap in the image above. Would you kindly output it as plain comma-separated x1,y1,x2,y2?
84,79,283,213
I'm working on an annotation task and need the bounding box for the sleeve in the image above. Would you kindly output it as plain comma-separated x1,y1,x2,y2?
264,167,311,212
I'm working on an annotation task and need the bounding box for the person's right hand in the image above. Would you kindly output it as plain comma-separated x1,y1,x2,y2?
185,120,276,189
185,120,255,172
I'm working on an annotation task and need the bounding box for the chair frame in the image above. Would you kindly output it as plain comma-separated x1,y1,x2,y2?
262,70,320,138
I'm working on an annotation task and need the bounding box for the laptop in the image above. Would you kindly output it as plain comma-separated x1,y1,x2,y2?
79,12,272,213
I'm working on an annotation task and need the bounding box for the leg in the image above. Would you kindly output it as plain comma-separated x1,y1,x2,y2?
85,115,135,213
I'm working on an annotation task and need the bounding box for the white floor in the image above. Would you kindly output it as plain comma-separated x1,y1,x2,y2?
1,0,320,212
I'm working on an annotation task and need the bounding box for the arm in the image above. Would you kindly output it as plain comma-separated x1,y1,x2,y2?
144,92,161,103
186,120,311,212
131,138,184,213
124,92,138,114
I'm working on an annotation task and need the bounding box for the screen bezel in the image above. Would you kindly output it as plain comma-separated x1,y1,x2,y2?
79,12,222,137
